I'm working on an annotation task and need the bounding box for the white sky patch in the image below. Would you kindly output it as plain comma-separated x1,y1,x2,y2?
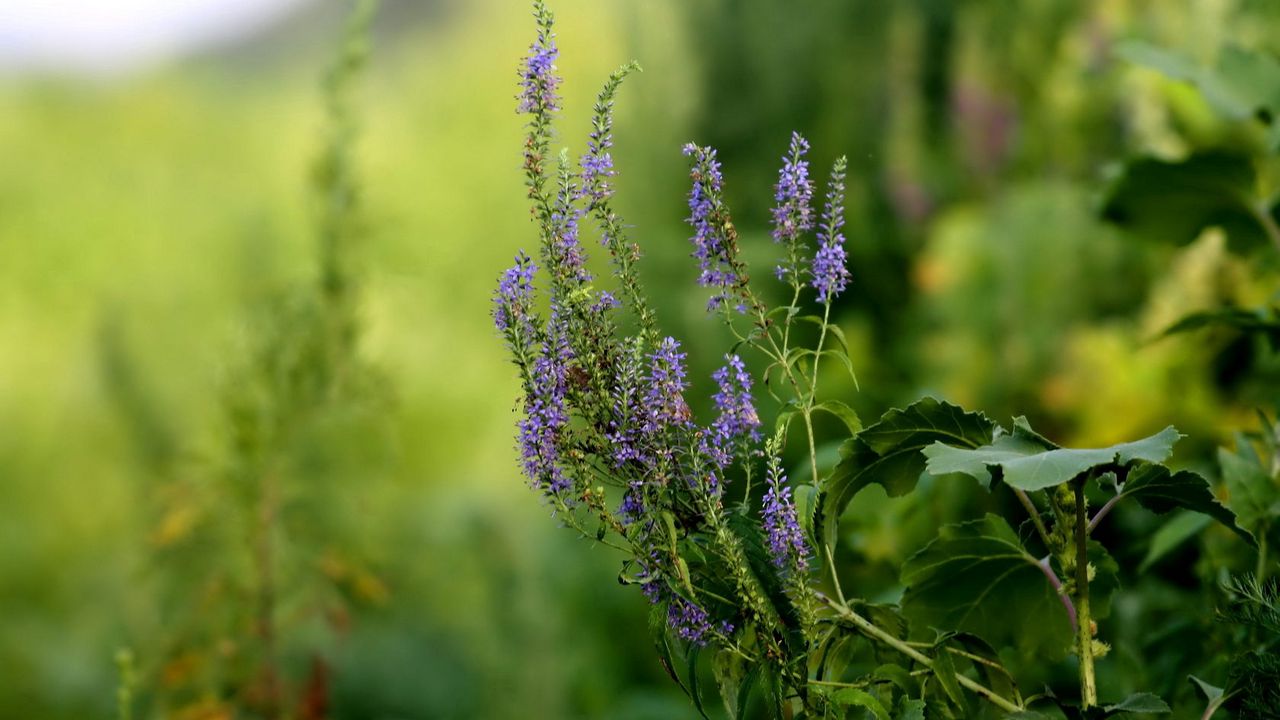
0,0,312,74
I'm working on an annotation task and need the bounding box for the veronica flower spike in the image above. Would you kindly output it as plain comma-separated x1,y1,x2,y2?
811,156,850,304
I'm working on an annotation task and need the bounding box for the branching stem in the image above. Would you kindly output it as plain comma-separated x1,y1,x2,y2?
816,593,1023,714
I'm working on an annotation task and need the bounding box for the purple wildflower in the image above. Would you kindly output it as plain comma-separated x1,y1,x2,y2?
580,147,614,205
682,143,742,313
493,252,538,348
644,337,693,436
762,464,808,571
517,5,561,115
606,340,647,468
517,308,574,495
548,170,591,285
771,132,815,281
668,596,714,645
706,354,761,468
811,158,850,304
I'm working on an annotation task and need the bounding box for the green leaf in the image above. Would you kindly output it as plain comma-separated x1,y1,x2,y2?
831,688,891,719
686,643,709,719
900,515,1073,657
1116,40,1280,124
923,425,1182,492
820,398,996,547
1159,306,1280,350
712,649,747,719
929,649,967,713
1139,512,1213,573
814,399,863,435
893,697,926,720
1100,152,1270,253
1101,692,1171,714
1188,675,1224,704
1119,464,1254,545
649,604,690,697
1218,445,1279,533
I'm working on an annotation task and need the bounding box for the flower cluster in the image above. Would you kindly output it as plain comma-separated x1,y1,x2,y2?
516,310,573,495
812,157,850,303
762,461,808,573
706,354,761,469
772,132,815,281
683,143,744,313
517,4,561,115
492,252,538,354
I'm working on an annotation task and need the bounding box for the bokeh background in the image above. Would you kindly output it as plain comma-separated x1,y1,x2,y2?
2,0,1278,717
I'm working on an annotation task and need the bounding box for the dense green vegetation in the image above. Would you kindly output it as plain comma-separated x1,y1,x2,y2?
2,0,1279,717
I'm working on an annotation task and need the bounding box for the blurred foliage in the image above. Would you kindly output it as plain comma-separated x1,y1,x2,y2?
0,0,1279,717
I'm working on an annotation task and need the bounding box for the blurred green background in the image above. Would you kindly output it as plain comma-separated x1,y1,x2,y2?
2,0,1278,717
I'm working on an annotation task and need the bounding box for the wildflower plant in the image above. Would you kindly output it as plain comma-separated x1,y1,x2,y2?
496,3,1261,718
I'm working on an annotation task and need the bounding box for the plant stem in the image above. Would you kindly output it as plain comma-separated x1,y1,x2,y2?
1014,488,1052,550
1038,556,1078,631
1086,493,1123,535
1073,481,1097,708
816,593,1023,714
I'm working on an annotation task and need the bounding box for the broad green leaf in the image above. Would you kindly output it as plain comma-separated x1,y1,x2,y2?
820,398,996,547
1100,152,1270,253
1119,464,1254,544
1139,512,1213,573
830,688,890,720
1218,445,1279,532
900,515,1073,657
1116,40,1280,124
929,648,967,714
923,425,1182,492
1102,692,1171,714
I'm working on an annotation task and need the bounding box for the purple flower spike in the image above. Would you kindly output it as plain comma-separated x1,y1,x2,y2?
493,252,537,343
706,354,761,468
668,596,714,645
762,464,809,572
682,142,742,313
517,308,574,495
517,6,561,115
771,132,815,246
812,158,850,304
644,337,693,436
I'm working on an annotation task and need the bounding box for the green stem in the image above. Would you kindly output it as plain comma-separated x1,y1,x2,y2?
1074,481,1097,708
817,594,1023,714
1014,488,1052,551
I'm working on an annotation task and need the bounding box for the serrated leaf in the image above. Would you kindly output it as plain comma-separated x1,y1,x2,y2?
923,425,1182,492
1101,692,1171,714
1100,152,1270,252
820,398,996,548
831,688,891,719
1119,464,1254,544
900,515,1073,658
1139,512,1213,573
